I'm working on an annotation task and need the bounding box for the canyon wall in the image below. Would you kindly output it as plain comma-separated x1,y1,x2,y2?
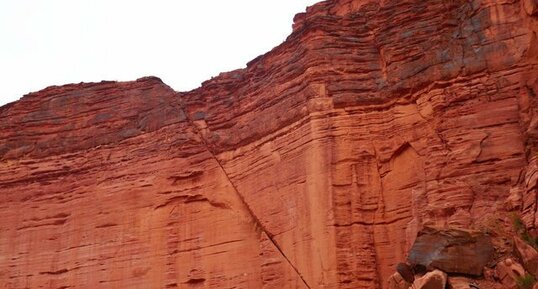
1,0,538,288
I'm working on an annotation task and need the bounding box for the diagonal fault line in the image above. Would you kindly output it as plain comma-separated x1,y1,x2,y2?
177,97,312,289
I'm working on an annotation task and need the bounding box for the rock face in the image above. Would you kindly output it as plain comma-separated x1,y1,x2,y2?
411,270,447,289
448,277,474,289
386,272,411,289
407,227,494,275
515,237,538,277
0,0,538,288
496,258,526,289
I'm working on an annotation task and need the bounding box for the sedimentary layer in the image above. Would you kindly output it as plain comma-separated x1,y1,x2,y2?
1,0,538,288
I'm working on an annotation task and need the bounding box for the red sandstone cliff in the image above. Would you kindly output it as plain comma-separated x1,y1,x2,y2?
1,0,538,288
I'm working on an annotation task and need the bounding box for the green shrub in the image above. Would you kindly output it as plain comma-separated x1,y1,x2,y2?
511,213,538,249
516,274,536,289
512,213,526,232
522,230,538,249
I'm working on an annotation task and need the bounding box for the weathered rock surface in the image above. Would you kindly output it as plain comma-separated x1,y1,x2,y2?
387,272,411,289
1,0,538,288
412,270,447,289
496,258,526,289
448,277,473,289
515,237,538,277
407,227,494,276
0,77,310,289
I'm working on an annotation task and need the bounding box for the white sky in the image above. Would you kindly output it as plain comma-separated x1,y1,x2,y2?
0,0,320,106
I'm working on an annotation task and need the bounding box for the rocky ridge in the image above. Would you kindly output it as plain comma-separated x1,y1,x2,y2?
1,0,538,288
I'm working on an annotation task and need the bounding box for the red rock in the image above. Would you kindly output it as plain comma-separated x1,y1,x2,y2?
411,270,447,289
407,227,494,276
505,187,523,211
387,272,411,289
514,237,538,277
524,0,538,15
448,277,473,289
0,0,538,288
496,258,526,289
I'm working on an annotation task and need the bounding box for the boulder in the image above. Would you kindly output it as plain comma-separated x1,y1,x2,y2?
407,227,494,275
448,277,472,289
412,269,447,289
495,258,526,289
387,272,411,289
514,237,538,277
396,262,415,283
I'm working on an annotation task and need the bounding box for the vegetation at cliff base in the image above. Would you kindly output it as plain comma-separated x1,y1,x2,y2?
516,273,536,289
511,213,538,249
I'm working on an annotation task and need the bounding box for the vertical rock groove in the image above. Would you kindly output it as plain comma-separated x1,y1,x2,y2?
177,96,313,289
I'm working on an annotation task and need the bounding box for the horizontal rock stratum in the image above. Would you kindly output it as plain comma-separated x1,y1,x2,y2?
1,0,538,288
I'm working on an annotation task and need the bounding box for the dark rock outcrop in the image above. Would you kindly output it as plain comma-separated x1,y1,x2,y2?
396,263,415,283
407,227,494,276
